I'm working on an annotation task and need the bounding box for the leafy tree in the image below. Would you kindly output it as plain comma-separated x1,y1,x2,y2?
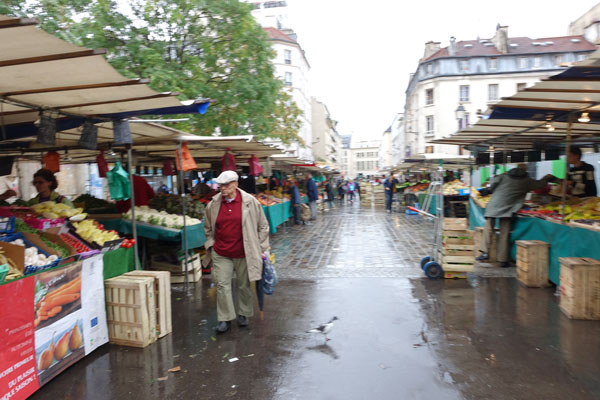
2,0,302,143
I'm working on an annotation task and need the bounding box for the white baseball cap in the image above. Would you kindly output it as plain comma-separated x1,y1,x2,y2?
215,170,239,184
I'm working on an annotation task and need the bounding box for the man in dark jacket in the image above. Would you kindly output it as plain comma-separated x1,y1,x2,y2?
305,173,318,220
566,146,597,198
288,178,302,224
325,179,335,209
477,165,554,268
383,175,398,213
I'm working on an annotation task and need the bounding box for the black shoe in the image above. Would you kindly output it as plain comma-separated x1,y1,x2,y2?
476,252,489,262
237,315,249,327
216,321,231,334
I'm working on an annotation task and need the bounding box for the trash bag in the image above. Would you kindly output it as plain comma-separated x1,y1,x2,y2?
261,255,278,295
300,203,311,222
175,142,197,171
43,151,60,173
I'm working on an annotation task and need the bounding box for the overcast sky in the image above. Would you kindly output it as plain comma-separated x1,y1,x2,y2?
284,0,600,141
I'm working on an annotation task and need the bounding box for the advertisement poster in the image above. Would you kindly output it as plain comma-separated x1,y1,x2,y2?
1,255,109,399
0,277,39,400
81,255,109,355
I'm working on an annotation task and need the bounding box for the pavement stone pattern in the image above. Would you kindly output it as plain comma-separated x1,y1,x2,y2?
270,202,516,279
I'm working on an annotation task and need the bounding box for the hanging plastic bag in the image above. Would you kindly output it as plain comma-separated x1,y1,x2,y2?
43,151,60,173
248,154,263,176
106,162,131,201
174,142,197,172
96,150,109,178
162,160,174,176
221,148,236,172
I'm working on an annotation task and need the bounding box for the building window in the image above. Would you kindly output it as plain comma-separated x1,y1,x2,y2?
426,63,432,75
577,53,587,62
554,54,562,66
488,57,498,70
459,85,470,102
284,49,291,64
459,60,469,72
425,88,434,105
458,113,470,131
519,57,528,69
425,146,434,154
284,72,292,86
426,115,434,136
533,56,542,68
488,84,499,102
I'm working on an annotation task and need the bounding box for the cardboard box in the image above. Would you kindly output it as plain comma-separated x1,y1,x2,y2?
0,241,25,273
40,231,78,256
22,232,62,257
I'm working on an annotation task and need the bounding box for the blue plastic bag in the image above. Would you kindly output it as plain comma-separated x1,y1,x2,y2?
261,256,278,295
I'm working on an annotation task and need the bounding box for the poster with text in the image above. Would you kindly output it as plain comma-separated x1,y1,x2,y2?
0,277,39,400
81,255,109,355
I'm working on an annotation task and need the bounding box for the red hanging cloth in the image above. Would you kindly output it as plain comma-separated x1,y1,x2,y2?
96,150,108,178
221,148,237,172
248,154,263,176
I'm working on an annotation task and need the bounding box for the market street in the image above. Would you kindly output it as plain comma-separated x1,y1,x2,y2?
31,204,600,400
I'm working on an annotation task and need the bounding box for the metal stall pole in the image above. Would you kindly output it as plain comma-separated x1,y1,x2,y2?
126,146,140,270
560,115,573,219
177,142,190,289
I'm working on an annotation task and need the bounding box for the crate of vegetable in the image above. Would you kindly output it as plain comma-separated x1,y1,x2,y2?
0,233,60,274
68,220,123,253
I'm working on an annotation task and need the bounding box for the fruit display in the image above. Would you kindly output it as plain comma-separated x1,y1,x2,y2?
471,187,491,207
59,233,91,253
539,197,600,221
31,201,87,220
443,179,469,196
149,194,205,219
403,182,431,194
73,194,119,214
255,193,280,206
124,206,202,229
72,220,120,246
263,188,290,200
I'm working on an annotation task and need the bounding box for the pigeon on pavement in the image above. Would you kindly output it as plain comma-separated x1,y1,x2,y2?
307,316,338,341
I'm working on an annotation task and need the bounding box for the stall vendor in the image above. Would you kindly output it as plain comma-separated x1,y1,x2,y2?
566,146,597,198
476,164,554,268
28,169,73,206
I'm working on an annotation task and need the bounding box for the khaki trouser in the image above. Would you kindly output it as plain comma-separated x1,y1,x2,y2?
481,217,512,263
212,251,254,322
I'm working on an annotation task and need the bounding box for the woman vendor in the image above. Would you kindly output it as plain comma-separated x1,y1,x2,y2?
28,169,73,206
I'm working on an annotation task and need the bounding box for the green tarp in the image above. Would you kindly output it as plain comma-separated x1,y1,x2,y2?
469,197,600,285
98,219,206,249
103,247,135,280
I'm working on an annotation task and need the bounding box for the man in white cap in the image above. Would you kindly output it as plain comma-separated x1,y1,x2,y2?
204,170,270,333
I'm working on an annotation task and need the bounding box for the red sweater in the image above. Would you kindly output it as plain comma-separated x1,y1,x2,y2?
214,191,245,258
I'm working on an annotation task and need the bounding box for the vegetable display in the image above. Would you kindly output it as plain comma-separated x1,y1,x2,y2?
124,206,202,229
149,194,205,219
72,220,120,246
9,238,58,268
31,201,87,220
73,194,119,214
0,248,22,281
60,233,91,253
15,218,70,258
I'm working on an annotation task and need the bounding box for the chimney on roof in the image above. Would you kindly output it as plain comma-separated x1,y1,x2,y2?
492,24,509,54
423,41,441,59
449,36,456,56
281,28,297,41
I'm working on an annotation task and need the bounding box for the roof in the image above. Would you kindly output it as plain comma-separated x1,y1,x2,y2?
429,48,600,151
0,15,209,141
422,35,595,63
264,27,297,43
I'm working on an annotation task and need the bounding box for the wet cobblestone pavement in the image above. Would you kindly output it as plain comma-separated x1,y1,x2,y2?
32,203,600,400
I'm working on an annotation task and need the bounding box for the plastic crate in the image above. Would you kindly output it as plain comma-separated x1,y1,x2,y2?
0,216,15,234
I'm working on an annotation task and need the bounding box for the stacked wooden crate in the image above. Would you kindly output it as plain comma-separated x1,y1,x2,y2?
559,257,600,320
473,227,498,262
373,185,385,207
360,184,372,206
150,252,202,284
440,218,474,277
516,240,550,287
105,271,173,347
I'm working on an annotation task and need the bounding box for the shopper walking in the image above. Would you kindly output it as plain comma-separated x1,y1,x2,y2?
288,178,302,224
476,165,554,268
204,171,270,333
384,174,398,213
347,179,356,204
306,173,318,220
337,180,346,204
325,179,336,209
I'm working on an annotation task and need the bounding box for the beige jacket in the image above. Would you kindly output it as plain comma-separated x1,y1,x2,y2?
204,189,270,281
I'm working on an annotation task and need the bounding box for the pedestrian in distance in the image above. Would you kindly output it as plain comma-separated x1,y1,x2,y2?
288,178,303,224
476,164,555,268
337,180,346,204
204,171,270,334
346,179,356,204
305,172,318,220
325,178,336,209
384,174,398,213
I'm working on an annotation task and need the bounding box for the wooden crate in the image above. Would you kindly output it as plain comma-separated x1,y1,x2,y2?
105,276,157,347
442,218,468,231
150,254,200,273
170,266,202,284
473,227,497,262
559,257,600,320
440,229,474,272
124,270,172,338
516,240,550,288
